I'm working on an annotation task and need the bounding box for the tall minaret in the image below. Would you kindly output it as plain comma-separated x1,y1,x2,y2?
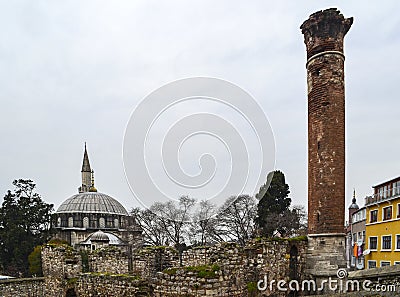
301,8,352,282
79,143,93,193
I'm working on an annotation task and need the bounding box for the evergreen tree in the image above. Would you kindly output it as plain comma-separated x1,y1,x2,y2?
0,179,53,276
256,170,291,237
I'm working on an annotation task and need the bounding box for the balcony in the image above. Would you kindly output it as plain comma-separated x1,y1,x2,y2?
365,186,400,206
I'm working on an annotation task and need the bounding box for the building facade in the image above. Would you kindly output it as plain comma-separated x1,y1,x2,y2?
364,176,400,268
349,206,366,270
345,192,366,270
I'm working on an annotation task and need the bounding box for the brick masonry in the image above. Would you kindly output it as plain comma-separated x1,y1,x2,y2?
301,8,353,235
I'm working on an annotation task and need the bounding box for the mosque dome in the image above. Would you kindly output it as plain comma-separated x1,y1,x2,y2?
56,192,128,216
81,230,126,245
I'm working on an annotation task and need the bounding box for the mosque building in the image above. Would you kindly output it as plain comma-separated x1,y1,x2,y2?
53,144,142,250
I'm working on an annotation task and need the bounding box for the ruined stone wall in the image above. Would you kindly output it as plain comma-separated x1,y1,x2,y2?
132,246,180,279
0,277,44,297
89,247,130,274
152,269,244,297
75,274,149,297
153,239,308,297
0,239,308,296
41,244,81,297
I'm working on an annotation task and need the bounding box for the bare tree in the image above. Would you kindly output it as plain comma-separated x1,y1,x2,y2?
216,195,257,246
189,200,220,246
150,196,195,246
130,207,168,246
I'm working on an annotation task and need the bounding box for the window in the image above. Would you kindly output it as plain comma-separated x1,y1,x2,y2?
83,217,89,228
369,237,378,250
107,216,113,228
68,217,74,228
384,186,388,198
362,231,366,243
99,217,105,228
114,218,119,228
397,204,400,218
370,210,378,223
383,206,392,221
368,261,376,269
351,256,356,267
396,235,400,250
395,262,400,265
352,233,357,244
382,235,392,250
381,261,390,267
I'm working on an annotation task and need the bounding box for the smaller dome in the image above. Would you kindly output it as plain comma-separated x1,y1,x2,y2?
81,231,126,245
90,230,109,242
349,197,359,210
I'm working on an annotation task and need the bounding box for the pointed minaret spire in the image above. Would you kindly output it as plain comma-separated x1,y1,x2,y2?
82,142,91,172
352,188,356,204
79,143,93,193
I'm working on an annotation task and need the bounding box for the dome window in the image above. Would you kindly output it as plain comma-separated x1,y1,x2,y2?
99,217,105,228
83,217,89,228
68,217,73,228
114,218,119,229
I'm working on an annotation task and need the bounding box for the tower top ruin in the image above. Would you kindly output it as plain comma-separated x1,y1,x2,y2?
300,8,353,59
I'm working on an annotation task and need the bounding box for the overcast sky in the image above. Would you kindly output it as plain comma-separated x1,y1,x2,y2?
0,1,399,221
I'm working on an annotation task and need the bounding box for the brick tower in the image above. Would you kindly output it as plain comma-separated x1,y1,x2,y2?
300,8,353,281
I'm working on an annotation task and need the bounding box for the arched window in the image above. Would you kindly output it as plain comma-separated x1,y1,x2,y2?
57,217,61,227
114,218,119,229
99,217,105,228
83,217,89,228
68,217,73,228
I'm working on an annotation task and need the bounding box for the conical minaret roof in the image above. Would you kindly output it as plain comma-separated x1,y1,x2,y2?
82,142,91,172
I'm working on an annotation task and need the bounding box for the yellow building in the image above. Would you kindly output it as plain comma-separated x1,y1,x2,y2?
364,176,400,269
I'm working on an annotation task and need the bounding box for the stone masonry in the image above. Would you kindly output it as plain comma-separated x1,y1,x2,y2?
89,247,130,274
1,238,307,297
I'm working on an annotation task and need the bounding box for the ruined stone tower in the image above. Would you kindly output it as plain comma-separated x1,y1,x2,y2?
301,8,352,279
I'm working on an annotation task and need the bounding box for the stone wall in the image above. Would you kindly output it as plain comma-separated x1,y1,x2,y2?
152,268,243,297
76,274,149,297
41,244,82,297
0,238,308,296
0,277,45,297
152,239,308,297
89,247,130,274
132,246,180,279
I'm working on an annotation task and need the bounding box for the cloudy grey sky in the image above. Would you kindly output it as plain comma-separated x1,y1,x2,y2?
1,1,399,220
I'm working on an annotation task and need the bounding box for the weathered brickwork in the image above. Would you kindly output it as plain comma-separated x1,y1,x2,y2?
301,8,353,235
